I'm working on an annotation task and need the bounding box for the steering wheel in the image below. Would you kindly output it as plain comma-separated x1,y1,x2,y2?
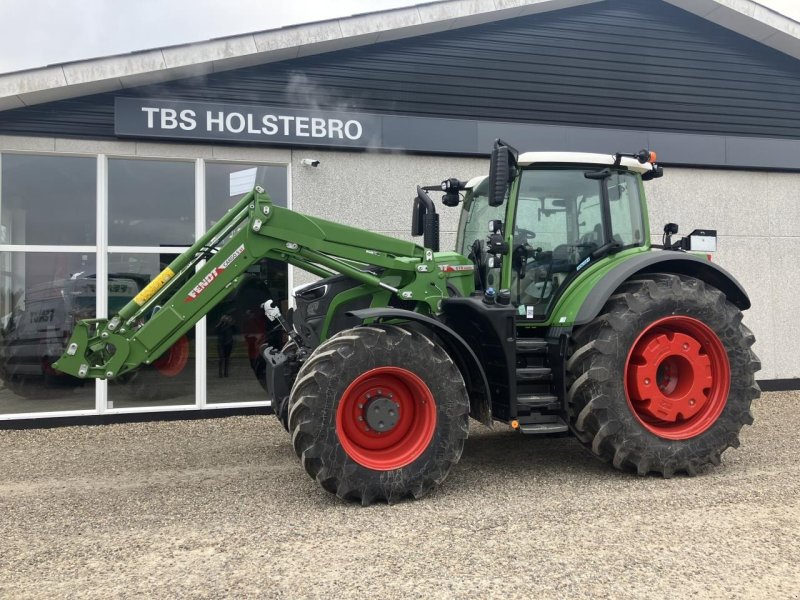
514,227,537,245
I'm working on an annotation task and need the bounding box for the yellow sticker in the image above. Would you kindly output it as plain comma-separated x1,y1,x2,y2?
133,267,175,306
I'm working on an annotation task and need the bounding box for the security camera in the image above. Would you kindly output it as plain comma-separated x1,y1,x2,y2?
301,158,320,167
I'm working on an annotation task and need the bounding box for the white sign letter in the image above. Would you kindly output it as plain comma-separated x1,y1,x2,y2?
179,109,196,131
295,117,309,137
328,119,343,139
344,120,362,140
160,109,178,129
207,111,224,132
226,112,245,133
278,115,294,136
141,107,159,128
262,115,278,135
311,117,326,138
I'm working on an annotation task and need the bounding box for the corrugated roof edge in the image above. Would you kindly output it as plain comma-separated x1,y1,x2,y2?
0,0,798,112
0,0,599,110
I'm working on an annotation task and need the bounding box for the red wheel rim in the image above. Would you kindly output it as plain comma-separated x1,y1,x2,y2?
625,316,730,440
153,336,190,377
336,367,437,471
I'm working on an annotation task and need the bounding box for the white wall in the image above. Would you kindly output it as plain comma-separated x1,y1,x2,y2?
647,168,800,379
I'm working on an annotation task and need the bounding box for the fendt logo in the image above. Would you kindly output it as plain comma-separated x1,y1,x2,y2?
184,245,245,302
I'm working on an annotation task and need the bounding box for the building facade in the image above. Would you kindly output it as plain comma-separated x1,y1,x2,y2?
1,0,798,422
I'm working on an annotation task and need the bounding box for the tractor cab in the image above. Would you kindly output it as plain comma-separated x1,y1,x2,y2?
456,146,656,320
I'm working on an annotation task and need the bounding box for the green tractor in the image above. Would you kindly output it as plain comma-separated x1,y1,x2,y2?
54,141,760,504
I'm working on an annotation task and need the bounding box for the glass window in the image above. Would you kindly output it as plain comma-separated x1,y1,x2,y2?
608,172,644,246
204,164,288,404
456,177,505,290
205,258,288,404
1,154,96,245
205,163,287,228
108,159,194,247
106,252,195,409
512,169,603,316
0,251,96,413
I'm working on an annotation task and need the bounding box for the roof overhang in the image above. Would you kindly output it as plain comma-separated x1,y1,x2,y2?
0,0,598,111
0,0,798,112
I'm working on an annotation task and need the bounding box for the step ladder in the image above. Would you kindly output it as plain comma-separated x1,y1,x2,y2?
514,337,568,435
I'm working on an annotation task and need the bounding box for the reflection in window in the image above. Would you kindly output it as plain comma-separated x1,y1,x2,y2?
1,154,96,245
106,253,195,409
0,252,96,413
608,172,643,246
203,164,288,403
205,163,287,229
108,159,194,246
206,258,288,404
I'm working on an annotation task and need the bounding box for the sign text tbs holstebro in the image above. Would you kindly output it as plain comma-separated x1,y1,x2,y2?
140,107,364,140
114,98,381,147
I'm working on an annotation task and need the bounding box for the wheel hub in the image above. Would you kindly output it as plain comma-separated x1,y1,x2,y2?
628,330,711,422
336,367,437,471
364,395,401,432
624,316,730,440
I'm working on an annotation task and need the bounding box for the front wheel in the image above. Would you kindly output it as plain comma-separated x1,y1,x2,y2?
566,274,760,476
287,325,469,504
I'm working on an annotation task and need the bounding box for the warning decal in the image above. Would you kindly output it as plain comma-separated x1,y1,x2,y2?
133,267,175,306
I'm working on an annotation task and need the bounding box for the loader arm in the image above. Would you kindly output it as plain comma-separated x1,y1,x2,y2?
53,187,448,380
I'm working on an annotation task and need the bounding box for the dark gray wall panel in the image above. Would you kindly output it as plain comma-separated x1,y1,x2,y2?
1,0,800,143
381,115,478,154
648,132,726,166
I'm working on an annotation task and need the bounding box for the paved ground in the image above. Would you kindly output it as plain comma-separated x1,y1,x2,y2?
1,391,798,599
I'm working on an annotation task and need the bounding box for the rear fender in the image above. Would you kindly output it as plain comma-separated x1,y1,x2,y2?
575,252,751,325
348,308,493,426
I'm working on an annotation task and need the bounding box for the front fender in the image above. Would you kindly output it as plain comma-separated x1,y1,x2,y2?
574,251,750,325
348,308,493,426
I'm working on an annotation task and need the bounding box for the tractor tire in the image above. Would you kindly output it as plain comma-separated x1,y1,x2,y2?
271,385,290,432
270,341,299,432
566,273,760,477
287,325,469,505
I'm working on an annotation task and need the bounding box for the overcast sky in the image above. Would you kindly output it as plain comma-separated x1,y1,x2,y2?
0,0,798,74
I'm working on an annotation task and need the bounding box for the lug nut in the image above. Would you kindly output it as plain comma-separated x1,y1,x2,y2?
644,378,651,385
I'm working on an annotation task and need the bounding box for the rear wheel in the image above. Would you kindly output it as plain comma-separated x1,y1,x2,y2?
566,274,760,476
288,325,469,504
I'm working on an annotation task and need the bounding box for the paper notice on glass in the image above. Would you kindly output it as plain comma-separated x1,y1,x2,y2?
229,168,258,196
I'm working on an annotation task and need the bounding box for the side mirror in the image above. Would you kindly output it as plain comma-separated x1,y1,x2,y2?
411,186,440,251
488,139,518,207
642,165,664,181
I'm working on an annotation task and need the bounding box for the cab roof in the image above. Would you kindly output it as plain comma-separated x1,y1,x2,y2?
517,152,654,174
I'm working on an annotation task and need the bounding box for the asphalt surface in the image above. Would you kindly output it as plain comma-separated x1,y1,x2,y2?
1,391,798,599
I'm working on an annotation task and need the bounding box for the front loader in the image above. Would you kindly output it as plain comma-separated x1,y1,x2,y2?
55,141,760,504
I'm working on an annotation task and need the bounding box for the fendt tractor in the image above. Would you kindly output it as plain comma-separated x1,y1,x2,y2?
54,141,761,504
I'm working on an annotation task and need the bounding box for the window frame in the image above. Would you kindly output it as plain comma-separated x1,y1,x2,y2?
0,147,291,420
